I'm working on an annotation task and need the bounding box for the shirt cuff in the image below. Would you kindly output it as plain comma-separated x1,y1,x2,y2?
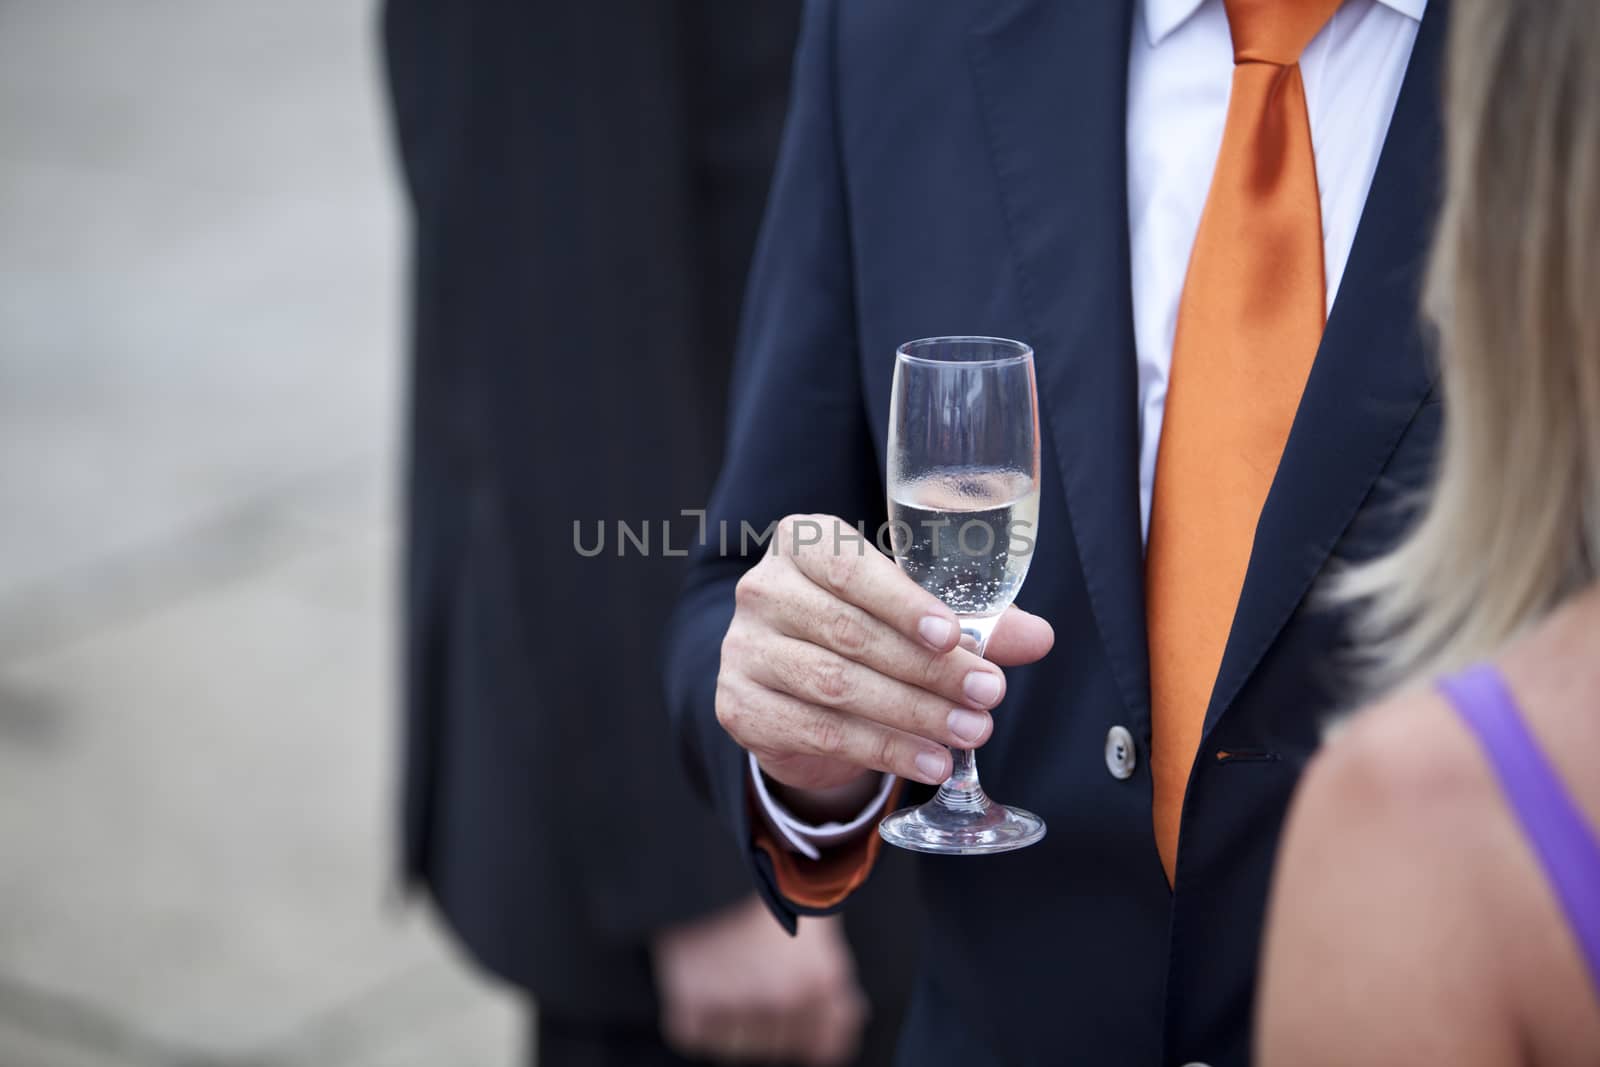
747,751,896,861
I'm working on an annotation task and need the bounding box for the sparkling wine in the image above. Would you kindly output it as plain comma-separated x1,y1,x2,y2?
888,467,1039,617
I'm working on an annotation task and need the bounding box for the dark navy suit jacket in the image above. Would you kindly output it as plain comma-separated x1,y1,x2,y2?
666,2,1448,1063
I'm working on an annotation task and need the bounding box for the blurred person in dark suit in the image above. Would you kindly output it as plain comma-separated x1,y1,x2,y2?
381,3,922,1065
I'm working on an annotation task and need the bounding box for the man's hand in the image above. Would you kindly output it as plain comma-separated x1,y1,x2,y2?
652,894,866,1065
717,514,1055,804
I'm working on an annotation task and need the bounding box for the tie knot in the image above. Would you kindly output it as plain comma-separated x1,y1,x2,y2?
1224,0,1343,65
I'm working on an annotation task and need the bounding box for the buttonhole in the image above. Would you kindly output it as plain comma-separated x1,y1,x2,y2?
1215,748,1280,764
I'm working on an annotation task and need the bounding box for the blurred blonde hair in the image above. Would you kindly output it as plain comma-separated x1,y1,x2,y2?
1342,0,1600,685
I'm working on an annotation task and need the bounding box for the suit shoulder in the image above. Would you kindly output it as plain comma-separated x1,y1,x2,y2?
831,0,976,66
834,0,970,34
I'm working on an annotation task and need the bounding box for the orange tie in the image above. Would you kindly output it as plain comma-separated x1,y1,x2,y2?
1145,0,1341,883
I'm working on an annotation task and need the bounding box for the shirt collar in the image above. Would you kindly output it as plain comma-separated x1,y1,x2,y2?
1141,0,1428,49
1141,0,1207,47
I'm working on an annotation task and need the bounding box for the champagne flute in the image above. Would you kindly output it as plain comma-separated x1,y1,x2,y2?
878,336,1046,854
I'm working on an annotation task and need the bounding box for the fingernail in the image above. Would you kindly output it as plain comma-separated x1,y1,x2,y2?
918,615,954,648
914,750,949,783
964,671,1002,707
947,708,989,744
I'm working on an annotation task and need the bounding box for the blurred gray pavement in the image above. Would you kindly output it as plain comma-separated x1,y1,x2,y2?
0,2,521,1064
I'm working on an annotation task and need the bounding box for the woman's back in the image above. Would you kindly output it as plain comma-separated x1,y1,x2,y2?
1259,588,1600,1064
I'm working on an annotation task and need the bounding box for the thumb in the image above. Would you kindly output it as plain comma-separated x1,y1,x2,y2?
985,606,1054,666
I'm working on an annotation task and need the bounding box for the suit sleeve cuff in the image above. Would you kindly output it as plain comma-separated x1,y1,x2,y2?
746,751,896,860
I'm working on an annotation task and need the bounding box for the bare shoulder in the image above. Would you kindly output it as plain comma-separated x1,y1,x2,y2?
1303,685,1490,829
1262,594,1600,1066
1269,685,1510,967
1256,688,1519,1066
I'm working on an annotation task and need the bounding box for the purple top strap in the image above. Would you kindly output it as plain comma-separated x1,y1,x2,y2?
1439,664,1600,1001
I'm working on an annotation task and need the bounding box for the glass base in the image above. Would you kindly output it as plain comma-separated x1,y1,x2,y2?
878,796,1046,855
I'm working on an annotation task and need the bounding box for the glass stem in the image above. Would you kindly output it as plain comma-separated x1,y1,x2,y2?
934,623,994,814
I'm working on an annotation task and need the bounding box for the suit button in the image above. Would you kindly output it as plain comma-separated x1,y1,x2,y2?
1105,725,1136,780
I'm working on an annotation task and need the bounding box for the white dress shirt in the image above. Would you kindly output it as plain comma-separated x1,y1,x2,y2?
757,0,1425,851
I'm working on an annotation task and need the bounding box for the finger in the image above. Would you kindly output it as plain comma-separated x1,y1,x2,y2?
750,635,996,748
689,1010,741,1064
985,605,1056,666
800,987,867,1067
764,984,834,1066
696,1015,744,1064
763,1011,796,1065
739,681,953,785
774,515,962,652
661,1003,714,1059
756,563,1005,710
743,1008,801,1064
718,1012,783,1064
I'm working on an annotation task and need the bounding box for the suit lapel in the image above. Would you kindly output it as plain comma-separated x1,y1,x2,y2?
969,0,1151,727
1203,2,1449,734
